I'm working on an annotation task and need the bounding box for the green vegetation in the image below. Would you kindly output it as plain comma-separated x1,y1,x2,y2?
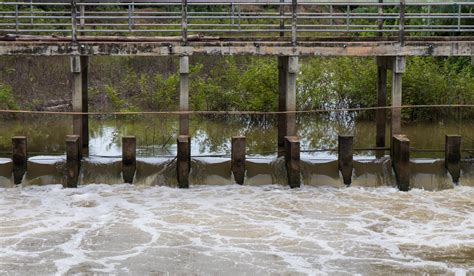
82,56,473,121
0,55,472,122
0,84,18,110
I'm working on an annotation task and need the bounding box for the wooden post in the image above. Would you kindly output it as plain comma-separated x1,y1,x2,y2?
390,56,405,157
179,55,189,136
338,135,353,185
278,56,298,157
122,136,136,184
231,136,246,185
71,55,89,156
392,134,410,191
177,135,190,188
445,135,461,183
12,136,27,185
284,136,300,188
376,57,387,158
65,135,81,188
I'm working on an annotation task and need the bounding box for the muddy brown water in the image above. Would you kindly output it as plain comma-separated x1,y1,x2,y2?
0,115,473,274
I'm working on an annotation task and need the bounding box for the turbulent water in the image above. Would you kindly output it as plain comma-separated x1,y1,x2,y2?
1,184,473,275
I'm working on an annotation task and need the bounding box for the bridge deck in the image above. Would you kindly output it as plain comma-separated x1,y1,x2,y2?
0,36,472,56
0,1,473,56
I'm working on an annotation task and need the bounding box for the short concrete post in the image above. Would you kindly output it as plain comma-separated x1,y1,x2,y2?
12,136,27,185
278,56,298,157
65,135,81,188
231,136,246,185
338,135,353,186
179,55,189,136
284,136,300,188
445,135,461,183
177,135,190,188
122,136,136,184
392,135,410,191
71,55,89,156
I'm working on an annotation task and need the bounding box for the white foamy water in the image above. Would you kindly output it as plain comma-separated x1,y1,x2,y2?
0,184,473,275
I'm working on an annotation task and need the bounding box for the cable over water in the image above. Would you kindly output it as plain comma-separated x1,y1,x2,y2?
0,104,473,116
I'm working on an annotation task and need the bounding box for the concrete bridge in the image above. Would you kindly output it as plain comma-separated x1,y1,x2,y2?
0,0,473,189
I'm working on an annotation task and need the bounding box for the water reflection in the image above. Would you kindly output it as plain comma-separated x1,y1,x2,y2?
0,114,472,159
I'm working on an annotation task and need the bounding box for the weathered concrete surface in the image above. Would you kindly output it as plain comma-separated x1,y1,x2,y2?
0,39,472,56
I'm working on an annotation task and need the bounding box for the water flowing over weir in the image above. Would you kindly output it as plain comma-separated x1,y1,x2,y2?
0,184,473,274
0,155,474,190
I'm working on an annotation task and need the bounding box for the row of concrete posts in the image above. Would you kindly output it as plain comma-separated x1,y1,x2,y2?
9,133,462,190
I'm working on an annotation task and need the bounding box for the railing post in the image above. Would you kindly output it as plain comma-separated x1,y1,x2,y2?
30,0,33,26
378,0,384,36
399,0,405,45
230,1,234,28
291,0,297,46
346,5,350,32
279,0,285,37
427,5,431,29
128,4,132,32
457,3,461,32
329,5,333,26
445,135,461,183
15,4,19,33
71,0,78,43
181,0,188,45
237,4,241,32
79,0,85,32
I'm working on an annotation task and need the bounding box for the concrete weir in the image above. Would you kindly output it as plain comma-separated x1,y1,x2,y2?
0,0,473,190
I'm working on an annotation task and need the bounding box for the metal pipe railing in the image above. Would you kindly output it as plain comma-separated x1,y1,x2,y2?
0,1,472,42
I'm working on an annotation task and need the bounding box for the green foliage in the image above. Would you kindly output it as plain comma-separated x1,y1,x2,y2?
299,57,376,114
104,85,139,113
91,55,474,122
189,57,278,111
403,56,474,120
0,84,18,110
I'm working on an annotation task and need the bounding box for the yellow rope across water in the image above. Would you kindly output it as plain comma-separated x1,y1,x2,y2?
0,104,472,115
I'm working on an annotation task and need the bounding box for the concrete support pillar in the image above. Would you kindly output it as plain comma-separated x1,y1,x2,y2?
338,135,353,186
445,135,461,183
65,135,81,188
12,136,27,185
390,56,405,156
177,135,190,188
122,136,136,184
392,134,410,191
376,57,387,158
71,55,89,156
278,56,298,156
284,136,300,188
179,55,189,136
231,136,246,185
